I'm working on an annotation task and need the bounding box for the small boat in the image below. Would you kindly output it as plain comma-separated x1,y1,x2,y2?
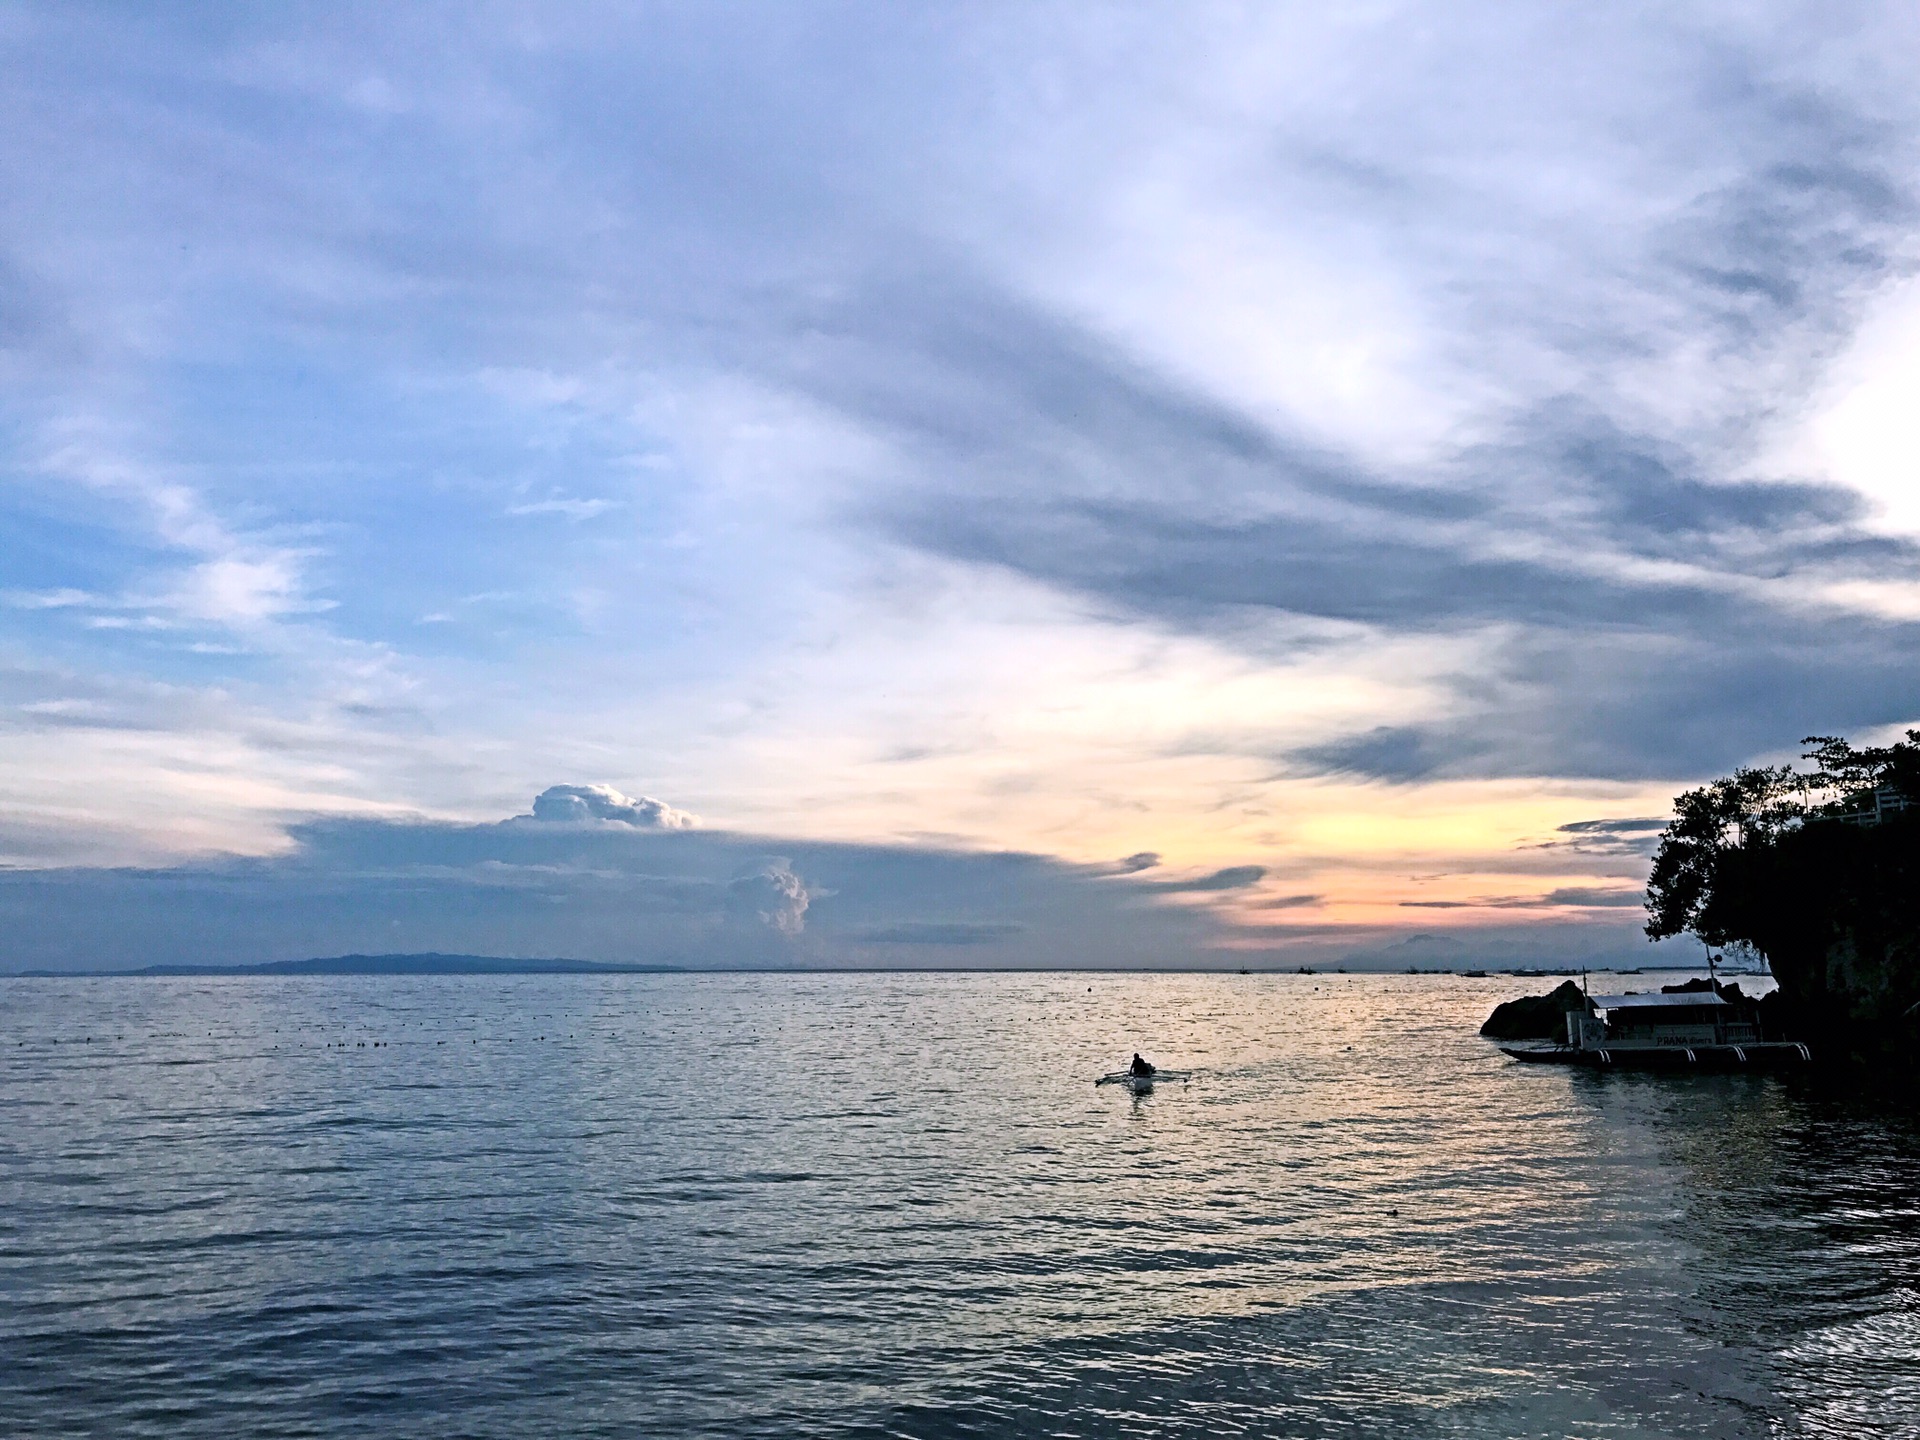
1096,1068,1188,1092
1499,989,1811,1070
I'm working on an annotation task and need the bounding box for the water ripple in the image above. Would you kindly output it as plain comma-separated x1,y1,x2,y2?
2,971,1916,1437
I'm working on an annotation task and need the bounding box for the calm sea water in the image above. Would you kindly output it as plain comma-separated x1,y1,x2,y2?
3,971,1916,1438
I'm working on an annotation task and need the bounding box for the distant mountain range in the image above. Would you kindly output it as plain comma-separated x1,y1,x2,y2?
14,953,684,978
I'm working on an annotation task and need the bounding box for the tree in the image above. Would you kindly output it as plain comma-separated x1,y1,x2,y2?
1645,731,1920,947
1644,765,1799,942
1643,732,1920,1052
1799,731,1920,812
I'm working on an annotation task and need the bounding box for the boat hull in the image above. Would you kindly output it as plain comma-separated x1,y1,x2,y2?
1499,1042,1811,1071
1096,1069,1185,1090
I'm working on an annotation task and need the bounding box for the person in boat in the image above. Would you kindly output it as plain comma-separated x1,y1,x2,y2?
1129,1053,1156,1078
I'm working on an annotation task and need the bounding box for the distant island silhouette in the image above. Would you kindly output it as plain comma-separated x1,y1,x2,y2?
17,953,685,978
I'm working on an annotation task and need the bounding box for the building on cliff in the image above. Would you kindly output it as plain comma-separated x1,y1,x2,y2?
1835,785,1912,828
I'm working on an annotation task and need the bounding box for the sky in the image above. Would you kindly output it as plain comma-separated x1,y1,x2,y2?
4,2,1920,971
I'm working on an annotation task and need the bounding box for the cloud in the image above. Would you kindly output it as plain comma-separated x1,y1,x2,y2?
0,800,1667,974
1139,864,1267,893
1556,818,1667,835
1249,893,1322,910
1527,816,1670,861
526,784,698,829
5,5,1920,915
1400,886,1645,910
4,589,96,610
0,810,1240,971
1112,851,1161,874
505,498,618,521
1291,728,1481,784
901,406,1920,783
726,859,811,937
819,48,1920,786
1542,887,1645,909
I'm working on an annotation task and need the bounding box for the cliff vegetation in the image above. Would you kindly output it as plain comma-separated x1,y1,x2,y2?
1644,732,1920,1062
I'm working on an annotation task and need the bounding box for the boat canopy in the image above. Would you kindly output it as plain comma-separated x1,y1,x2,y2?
1590,991,1730,1014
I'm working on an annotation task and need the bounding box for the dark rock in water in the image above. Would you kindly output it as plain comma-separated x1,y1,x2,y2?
1479,980,1586,1040
1661,975,1716,995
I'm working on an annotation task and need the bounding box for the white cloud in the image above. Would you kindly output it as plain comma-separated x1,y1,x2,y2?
505,498,618,521
1779,274,1920,536
170,554,326,625
3,589,97,610
725,859,811,937
28,426,329,633
526,783,698,829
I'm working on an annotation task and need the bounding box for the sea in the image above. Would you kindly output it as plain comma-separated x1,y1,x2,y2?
3,970,1916,1439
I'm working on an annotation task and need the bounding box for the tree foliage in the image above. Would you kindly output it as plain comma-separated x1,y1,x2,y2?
1644,731,1920,944
1644,766,1798,942
1798,730,1920,810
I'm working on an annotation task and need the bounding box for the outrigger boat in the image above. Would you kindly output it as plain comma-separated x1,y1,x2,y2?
1501,988,1810,1070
